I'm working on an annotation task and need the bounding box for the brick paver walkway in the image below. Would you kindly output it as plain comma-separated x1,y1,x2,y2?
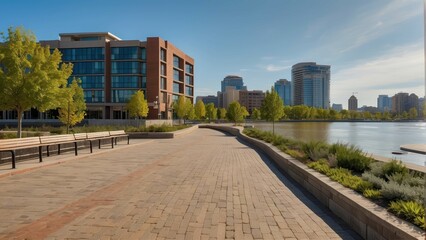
0,128,359,239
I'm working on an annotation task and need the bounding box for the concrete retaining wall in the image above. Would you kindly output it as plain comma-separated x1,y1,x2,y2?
200,125,424,240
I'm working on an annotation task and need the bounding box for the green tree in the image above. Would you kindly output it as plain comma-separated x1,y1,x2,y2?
423,102,426,120
408,107,418,120
205,103,217,121
362,111,372,120
194,99,206,120
217,108,227,122
340,109,349,119
173,96,191,124
58,79,86,134
0,27,73,137
187,104,196,120
329,109,338,120
374,112,382,120
226,101,249,125
251,108,261,121
260,87,284,135
127,90,148,119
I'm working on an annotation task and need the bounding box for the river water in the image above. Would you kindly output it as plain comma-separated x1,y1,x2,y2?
252,122,426,167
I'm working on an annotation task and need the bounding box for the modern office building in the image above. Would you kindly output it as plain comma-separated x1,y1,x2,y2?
292,62,330,109
348,95,358,111
377,95,392,112
239,90,265,114
391,92,420,114
38,32,194,120
222,86,240,109
331,104,343,112
196,95,218,107
221,75,247,93
274,79,292,106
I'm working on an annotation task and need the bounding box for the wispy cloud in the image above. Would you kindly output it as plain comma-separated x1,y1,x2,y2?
332,43,424,107
320,0,422,54
264,64,291,72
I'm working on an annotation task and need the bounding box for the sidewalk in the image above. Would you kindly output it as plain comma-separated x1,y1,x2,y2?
0,128,359,239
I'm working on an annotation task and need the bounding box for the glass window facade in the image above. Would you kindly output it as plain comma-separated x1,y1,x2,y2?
185,75,193,85
141,77,147,88
112,89,137,103
72,62,104,74
185,63,193,74
111,47,139,60
141,48,146,60
161,63,166,76
185,86,193,96
160,48,166,61
61,48,104,61
112,61,140,74
112,76,139,88
141,62,146,74
173,83,180,93
70,76,104,89
173,69,181,81
173,55,181,69
84,90,104,103
161,77,167,90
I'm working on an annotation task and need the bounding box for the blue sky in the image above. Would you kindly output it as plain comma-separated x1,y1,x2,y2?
1,0,424,109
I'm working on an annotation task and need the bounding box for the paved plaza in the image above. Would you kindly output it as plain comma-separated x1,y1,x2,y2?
0,128,359,239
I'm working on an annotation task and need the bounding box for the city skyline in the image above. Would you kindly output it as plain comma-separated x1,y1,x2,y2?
0,0,424,109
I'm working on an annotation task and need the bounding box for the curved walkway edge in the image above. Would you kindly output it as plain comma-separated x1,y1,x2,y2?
199,124,425,240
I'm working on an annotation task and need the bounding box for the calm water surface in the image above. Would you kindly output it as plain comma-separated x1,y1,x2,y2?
253,122,426,166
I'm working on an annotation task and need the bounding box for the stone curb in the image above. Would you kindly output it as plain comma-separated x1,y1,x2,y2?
200,124,425,240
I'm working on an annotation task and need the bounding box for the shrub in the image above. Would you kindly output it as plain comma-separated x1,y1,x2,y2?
362,172,386,189
363,189,381,199
307,159,330,174
302,141,330,161
329,143,372,173
382,160,408,179
286,149,307,161
380,181,422,202
369,161,386,177
389,200,425,228
327,154,338,168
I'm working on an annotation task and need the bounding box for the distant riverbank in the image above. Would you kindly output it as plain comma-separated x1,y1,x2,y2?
252,121,426,167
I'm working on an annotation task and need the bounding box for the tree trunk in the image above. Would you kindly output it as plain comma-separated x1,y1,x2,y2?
272,120,275,136
17,110,23,138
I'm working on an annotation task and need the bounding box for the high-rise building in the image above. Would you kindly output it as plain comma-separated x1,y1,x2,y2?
274,79,292,106
222,86,240,109
196,95,218,107
221,75,246,92
331,104,343,112
239,90,265,114
292,62,330,109
39,32,194,120
392,92,410,114
377,95,392,112
408,93,419,111
348,95,358,111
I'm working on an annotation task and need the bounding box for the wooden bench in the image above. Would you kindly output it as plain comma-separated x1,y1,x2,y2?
39,134,86,162
109,130,130,145
86,131,114,153
0,137,42,169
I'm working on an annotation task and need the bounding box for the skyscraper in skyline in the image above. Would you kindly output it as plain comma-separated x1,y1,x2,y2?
274,79,292,106
221,75,247,92
291,62,330,109
348,95,358,111
377,95,392,112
